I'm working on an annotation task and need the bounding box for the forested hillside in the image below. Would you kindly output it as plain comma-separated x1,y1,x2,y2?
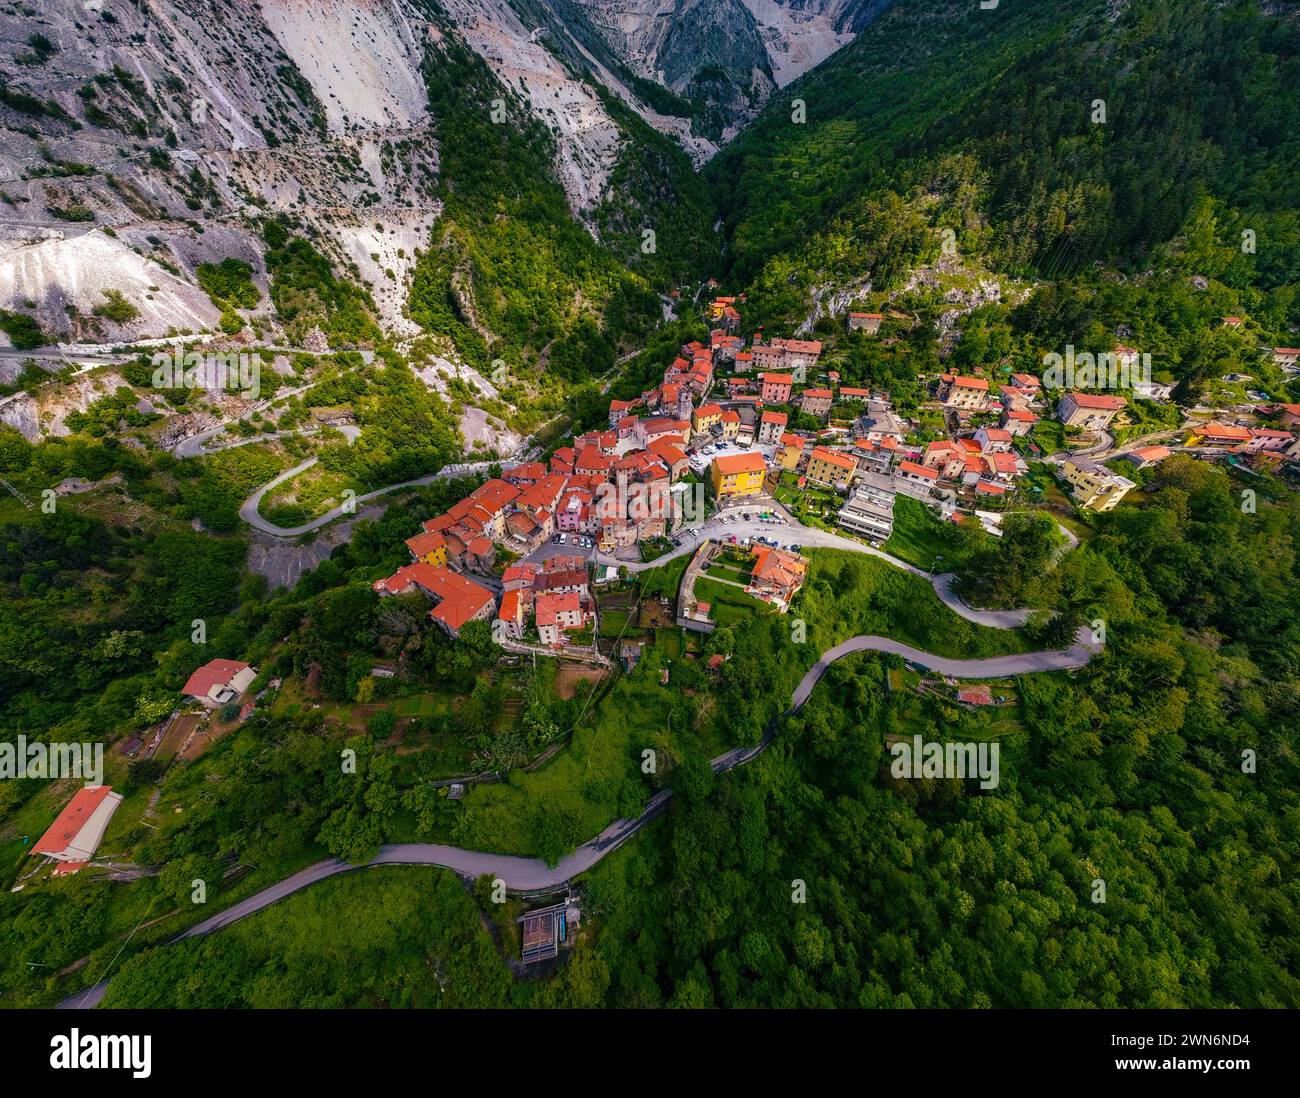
407,30,715,385
2,0,1299,1016
710,0,1300,335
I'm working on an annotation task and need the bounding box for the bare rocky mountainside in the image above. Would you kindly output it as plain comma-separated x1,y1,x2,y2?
0,0,883,350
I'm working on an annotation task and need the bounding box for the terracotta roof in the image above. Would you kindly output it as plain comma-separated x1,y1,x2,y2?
773,338,822,355
405,530,446,558
1193,422,1251,441
423,569,495,632
810,446,856,471
504,461,546,483
951,376,989,390
749,545,807,594
535,590,582,627
1065,392,1127,410
373,563,494,631
183,658,250,698
575,445,613,472
536,567,588,593
498,589,524,622
469,478,521,513
714,451,766,475
502,561,541,586
898,460,939,479
33,786,117,856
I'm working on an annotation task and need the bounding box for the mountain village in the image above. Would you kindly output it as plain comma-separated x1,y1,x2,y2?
356,293,1300,656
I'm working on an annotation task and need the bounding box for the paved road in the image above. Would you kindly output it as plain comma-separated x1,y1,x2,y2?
57,608,1101,1008
790,629,1100,709
240,457,495,537
929,573,1032,629
586,509,1038,631
173,381,321,458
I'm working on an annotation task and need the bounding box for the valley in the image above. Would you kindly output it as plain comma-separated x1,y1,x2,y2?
0,0,1298,1025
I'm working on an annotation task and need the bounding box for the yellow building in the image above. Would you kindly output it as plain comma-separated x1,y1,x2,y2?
805,446,858,488
692,403,723,434
404,529,449,566
778,434,805,471
711,451,767,498
1060,457,1135,512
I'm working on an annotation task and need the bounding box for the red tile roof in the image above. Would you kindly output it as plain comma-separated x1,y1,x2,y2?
535,590,582,626
1193,422,1251,441
898,460,939,479
647,437,687,466
810,446,857,471
182,659,250,698
714,451,766,475
405,530,446,558
1065,392,1127,410
33,786,117,855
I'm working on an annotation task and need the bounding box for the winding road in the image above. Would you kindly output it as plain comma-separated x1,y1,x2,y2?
240,456,497,537
585,509,1052,630
58,599,1100,1009
58,427,1102,1007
